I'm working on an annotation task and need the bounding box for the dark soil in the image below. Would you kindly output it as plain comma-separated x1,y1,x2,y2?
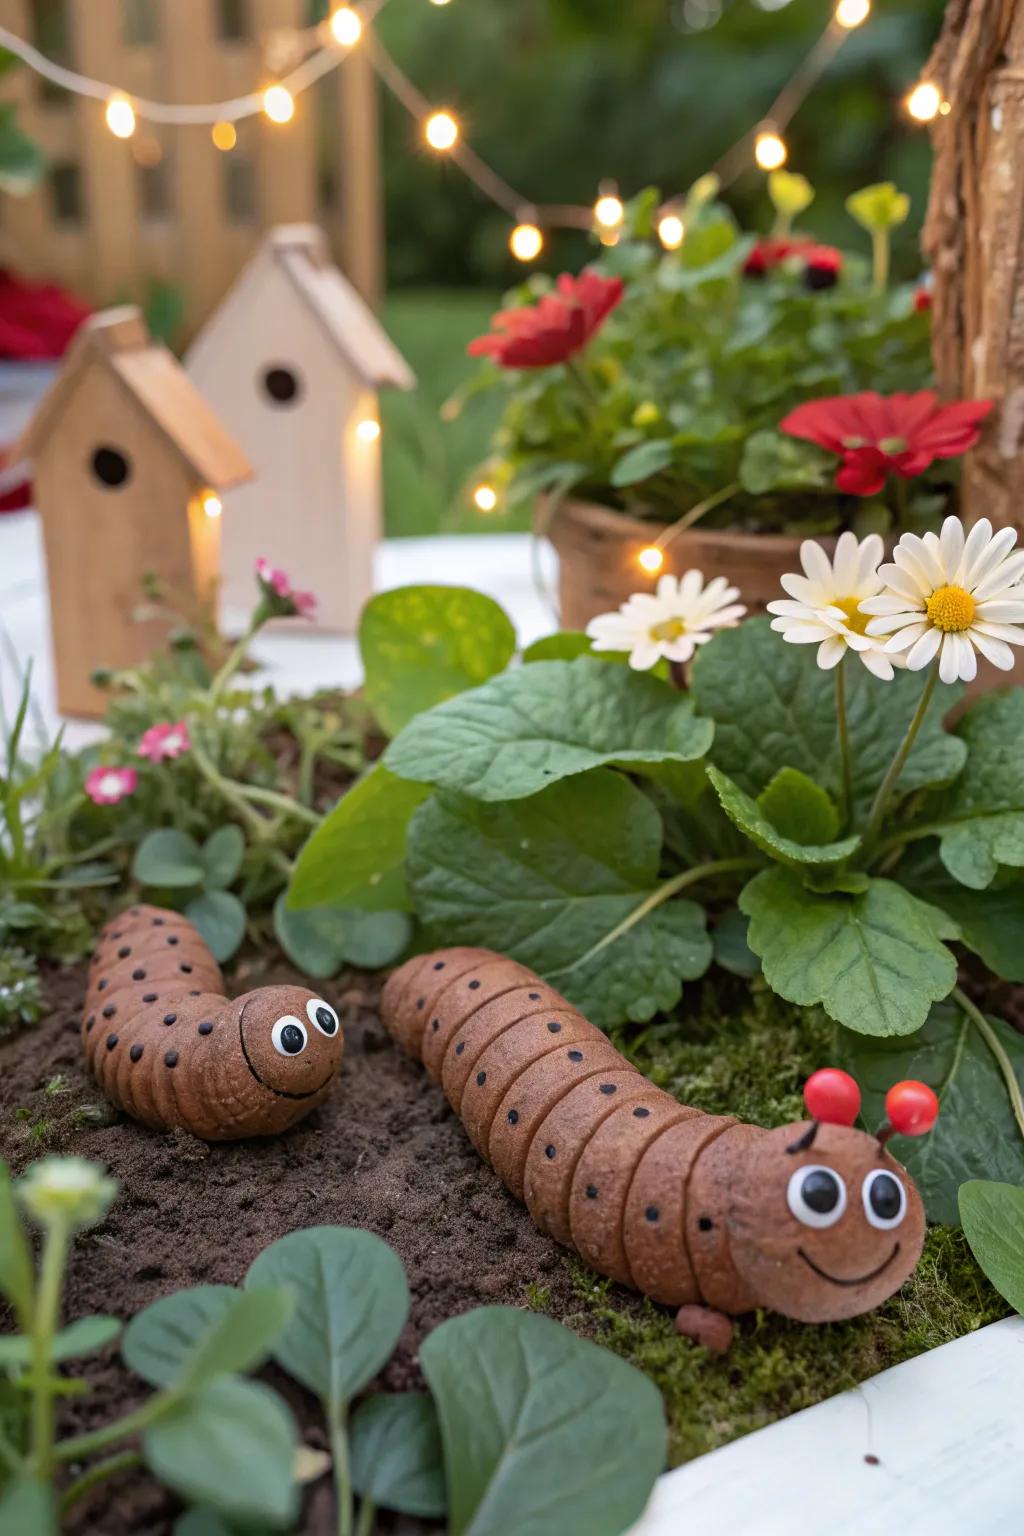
0,954,583,1535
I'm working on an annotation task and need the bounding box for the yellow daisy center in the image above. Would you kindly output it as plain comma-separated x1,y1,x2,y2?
650,617,686,642
834,596,871,637
926,583,976,633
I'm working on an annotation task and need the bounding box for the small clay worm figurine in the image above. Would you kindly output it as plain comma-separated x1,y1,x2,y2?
381,948,938,1350
82,904,344,1140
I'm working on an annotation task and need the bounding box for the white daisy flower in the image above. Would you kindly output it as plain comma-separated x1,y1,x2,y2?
766,531,896,679
859,516,1024,684
586,570,746,671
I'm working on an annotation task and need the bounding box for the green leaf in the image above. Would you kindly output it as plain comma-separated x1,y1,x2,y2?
386,658,712,802
421,1307,666,1536
846,180,910,233
336,910,412,969
144,1376,298,1530
0,1314,121,1367
739,430,832,496
840,1002,1024,1224
407,773,712,1027
288,763,431,913
0,1475,57,1536
123,1285,291,1390
360,586,517,737
350,1394,446,1518
757,766,840,845
273,895,410,978
712,909,760,978
925,877,1024,983
522,631,593,663
708,765,856,867
740,868,957,1036
959,1180,1024,1313
932,693,1024,889
185,891,247,963
245,1227,409,1409
200,826,245,890
609,439,673,487
0,1161,33,1326
133,828,204,889
0,105,45,195
691,618,966,820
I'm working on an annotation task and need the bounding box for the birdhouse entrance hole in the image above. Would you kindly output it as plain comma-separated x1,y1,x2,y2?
261,365,302,407
91,446,133,488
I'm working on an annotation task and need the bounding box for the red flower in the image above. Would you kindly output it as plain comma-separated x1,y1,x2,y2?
743,236,814,277
779,390,994,496
913,286,933,313
467,269,624,369
802,245,843,291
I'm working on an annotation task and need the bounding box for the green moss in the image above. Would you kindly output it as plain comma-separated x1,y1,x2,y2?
575,980,1011,1463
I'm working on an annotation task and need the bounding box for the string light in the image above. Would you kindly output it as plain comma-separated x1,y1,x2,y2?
834,0,870,28
638,546,665,574
594,193,624,230
356,417,381,442
906,81,943,123
105,94,136,139
200,491,223,519
424,109,459,151
211,120,237,151
472,483,498,512
329,6,363,47
262,84,295,124
754,129,787,170
657,213,685,251
509,222,544,262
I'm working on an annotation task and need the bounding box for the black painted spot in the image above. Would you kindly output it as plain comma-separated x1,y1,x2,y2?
98,979,108,991
455,1041,465,1055
431,1019,440,1032
633,1107,650,1118
102,1004,116,1019
416,997,425,1010
645,1206,660,1223
189,990,200,997
118,946,130,959
180,963,193,974
547,1021,561,1033
163,1013,177,1026
468,979,481,990
106,1033,118,1050
86,1015,95,1032
433,961,445,970
132,969,146,981
529,992,541,1000
698,1216,713,1232
198,1021,214,1036
599,1083,616,1095
130,1044,144,1063
165,1050,179,1068
143,993,158,1004
586,1185,598,1200
568,1049,583,1062
153,917,164,926
476,1071,487,1086
167,936,179,946
508,1109,519,1125
545,1144,556,1159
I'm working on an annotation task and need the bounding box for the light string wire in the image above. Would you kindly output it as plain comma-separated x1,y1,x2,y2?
0,5,869,230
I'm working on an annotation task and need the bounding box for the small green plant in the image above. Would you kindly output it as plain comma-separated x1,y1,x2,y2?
0,947,42,1035
959,1180,1024,1315
0,1160,667,1535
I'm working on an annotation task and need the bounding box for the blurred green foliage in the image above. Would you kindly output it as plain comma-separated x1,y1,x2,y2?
368,0,945,289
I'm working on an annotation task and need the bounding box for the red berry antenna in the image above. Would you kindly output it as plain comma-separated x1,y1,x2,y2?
877,1080,939,1147
788,1068,861,1154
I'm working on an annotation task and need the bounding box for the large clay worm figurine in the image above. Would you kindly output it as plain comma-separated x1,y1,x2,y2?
381,947,938,1349
82,904,344,1140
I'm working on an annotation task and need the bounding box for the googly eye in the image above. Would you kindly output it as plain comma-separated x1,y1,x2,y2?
307,999,339,1037
862,1168,906,1230
271,1016,308,1056
787,1164,847,1229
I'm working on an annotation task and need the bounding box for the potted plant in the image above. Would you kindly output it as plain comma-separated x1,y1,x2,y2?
457,176,990,629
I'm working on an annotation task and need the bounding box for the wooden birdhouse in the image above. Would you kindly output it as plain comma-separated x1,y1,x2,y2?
14,305,252,719
186,225,415,633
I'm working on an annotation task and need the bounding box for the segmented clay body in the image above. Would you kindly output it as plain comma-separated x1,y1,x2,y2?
381,948,926,1324
83,905,344,1140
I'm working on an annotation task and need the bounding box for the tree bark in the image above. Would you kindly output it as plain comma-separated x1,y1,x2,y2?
923,0,1024,532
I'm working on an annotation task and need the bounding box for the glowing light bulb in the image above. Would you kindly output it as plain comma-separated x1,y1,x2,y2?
424,110,459,151
594,194,624,230
638,545,664,574
834,0,870,27
356,418,381,443
211,120,237,151
906,81,943,123
429,0,453,5
201,491,223,519
473,483,498,512
658,213,685,250
105,95,136,139
329,6,363,46
263,85,295,124
754,131,787,171
509,222,543,262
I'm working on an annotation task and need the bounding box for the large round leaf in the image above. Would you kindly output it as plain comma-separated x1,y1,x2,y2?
350,1393,446,1518
133,828,204,888
185,890,247,963
123,1284,291,1390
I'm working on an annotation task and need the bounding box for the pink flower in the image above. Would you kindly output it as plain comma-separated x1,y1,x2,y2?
254,557,318,620
138,720,191,762
85,766,138,806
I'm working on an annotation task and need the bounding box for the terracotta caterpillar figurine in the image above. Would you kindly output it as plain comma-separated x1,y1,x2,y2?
381,947,937,1350
82,904,344,1140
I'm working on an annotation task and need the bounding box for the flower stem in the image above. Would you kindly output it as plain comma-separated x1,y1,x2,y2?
862,668,938,852
835,657,853,833
954,985,1024,1147
565,356,603,411
59,1450,142,1515
208,606,269,706
656,481,741,549
29,1217,69,1480
355,1497,376,1536
872,228,890,294
328,1401,353,1536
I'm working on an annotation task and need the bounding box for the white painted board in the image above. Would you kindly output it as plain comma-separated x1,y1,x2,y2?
629,1315,1024,1536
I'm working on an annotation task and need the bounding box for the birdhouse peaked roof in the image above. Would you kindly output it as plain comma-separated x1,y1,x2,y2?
190,225,415,392
15,307,253,489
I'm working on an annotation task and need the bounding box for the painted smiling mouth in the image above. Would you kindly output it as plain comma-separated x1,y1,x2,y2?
238,1003,335,1100
798,1243,900,1287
